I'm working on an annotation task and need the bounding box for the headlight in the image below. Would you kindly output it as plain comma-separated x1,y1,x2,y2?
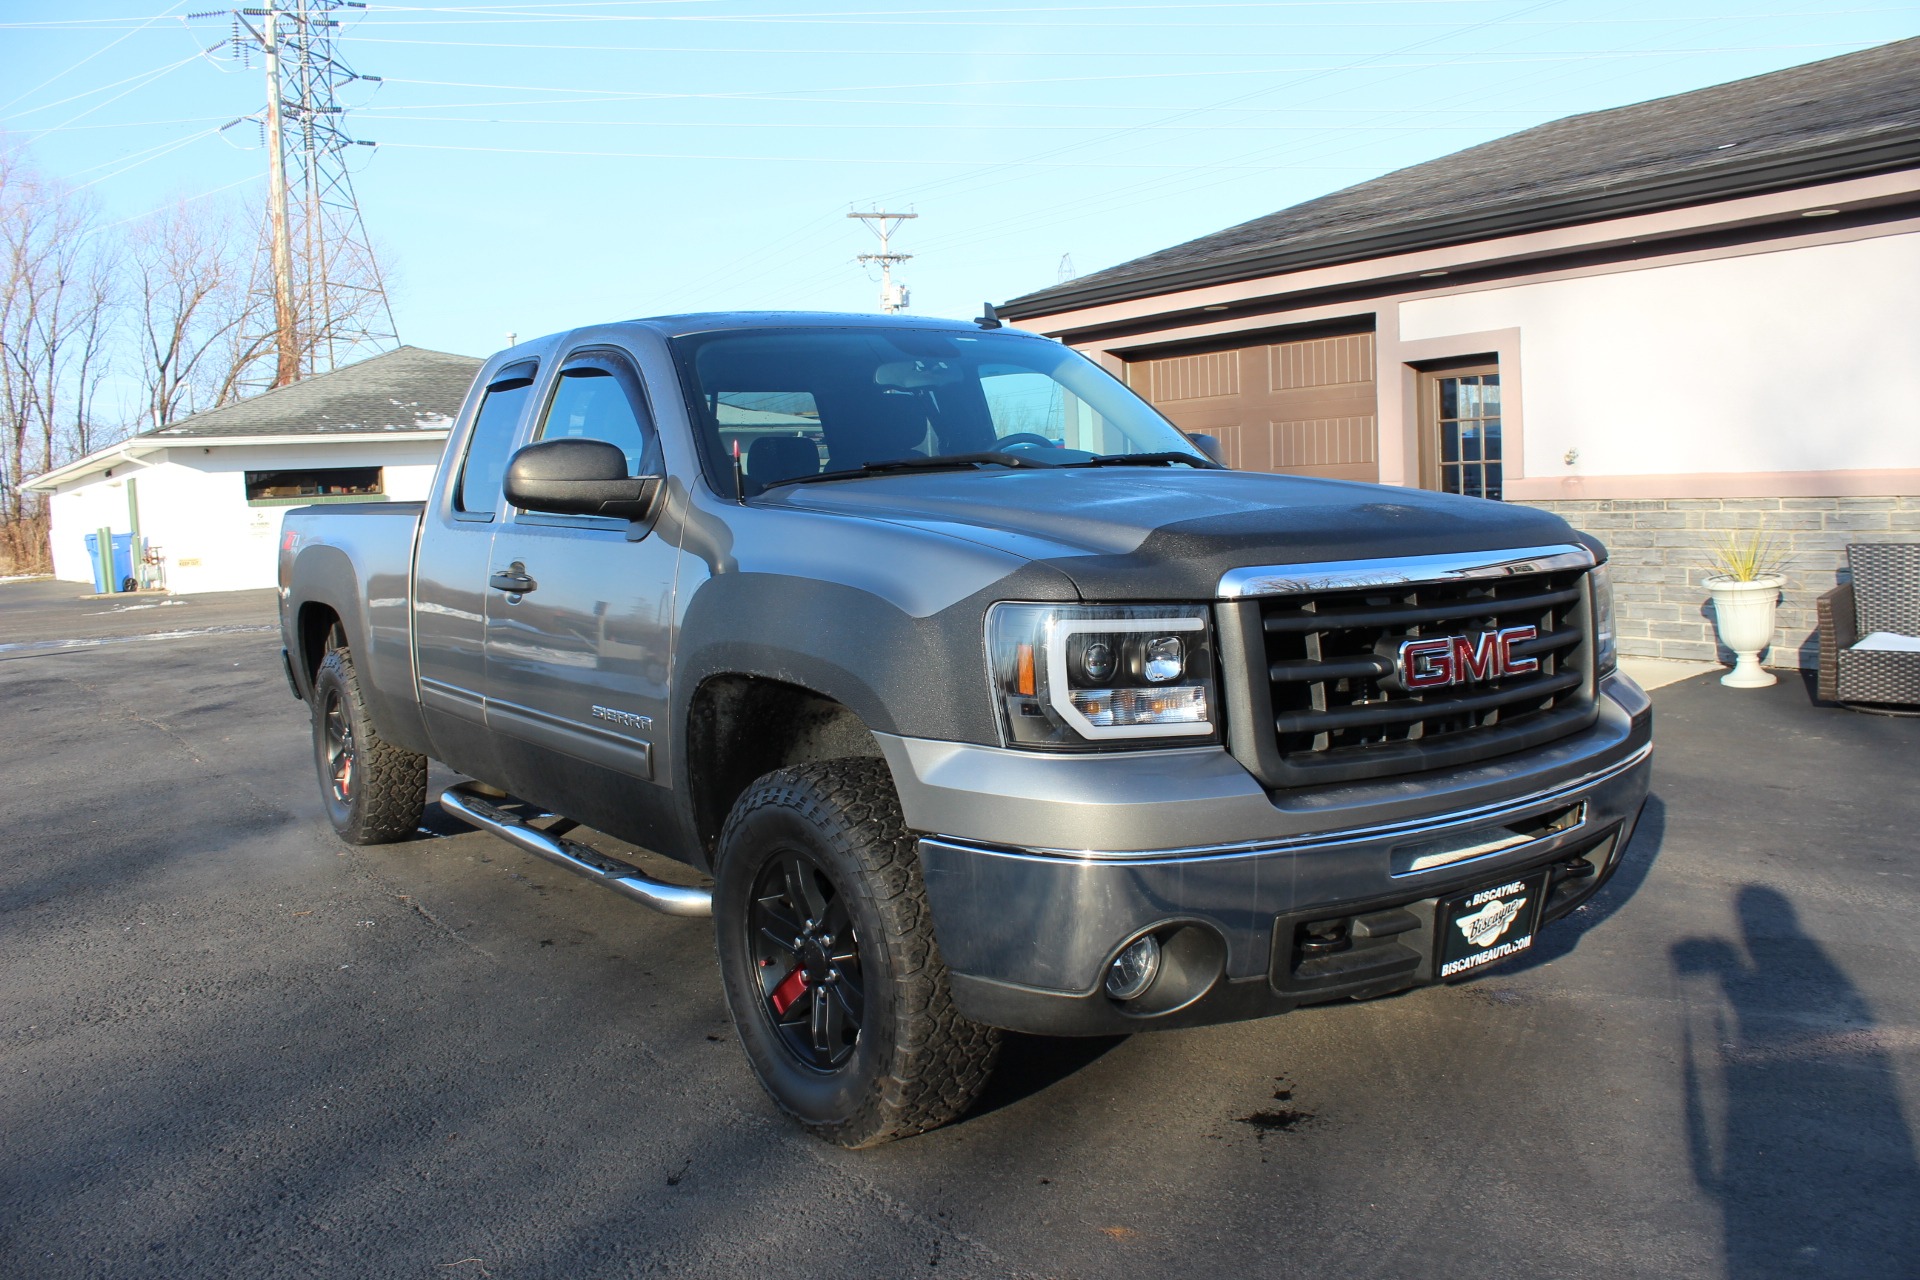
1589,563,1618,677
986,603,1220,749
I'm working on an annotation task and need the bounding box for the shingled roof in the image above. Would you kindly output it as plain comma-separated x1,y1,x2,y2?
1002,38,1920,320
148,345,481,440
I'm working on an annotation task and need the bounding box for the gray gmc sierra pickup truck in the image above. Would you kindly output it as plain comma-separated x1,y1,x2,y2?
279,310,1652,1148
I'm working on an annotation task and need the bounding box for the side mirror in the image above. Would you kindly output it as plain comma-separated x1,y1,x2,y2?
505,438,660,521
1186,432,1228,468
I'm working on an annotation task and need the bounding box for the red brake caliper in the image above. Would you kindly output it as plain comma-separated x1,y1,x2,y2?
769,965,809,1016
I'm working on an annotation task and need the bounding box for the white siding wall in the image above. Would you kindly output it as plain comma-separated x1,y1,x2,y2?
1397,230,1920,481
46,474,139,586
46,439,445,594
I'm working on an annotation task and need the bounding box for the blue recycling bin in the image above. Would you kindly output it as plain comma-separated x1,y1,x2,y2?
82,532,135,593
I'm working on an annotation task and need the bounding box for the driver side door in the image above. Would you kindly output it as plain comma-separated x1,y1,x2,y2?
481,345,681,845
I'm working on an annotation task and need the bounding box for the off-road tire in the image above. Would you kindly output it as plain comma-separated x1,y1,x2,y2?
713,758,1001,1148
310,646,426,845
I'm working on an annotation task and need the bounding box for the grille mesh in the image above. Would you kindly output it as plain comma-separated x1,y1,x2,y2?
1240,566,1596,786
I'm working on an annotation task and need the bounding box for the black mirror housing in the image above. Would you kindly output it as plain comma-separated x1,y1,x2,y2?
1186,432,1228,468
505,438,660,521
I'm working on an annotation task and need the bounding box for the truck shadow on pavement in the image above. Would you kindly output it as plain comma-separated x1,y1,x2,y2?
1673,885,1920,1278
966,1033,1129,1119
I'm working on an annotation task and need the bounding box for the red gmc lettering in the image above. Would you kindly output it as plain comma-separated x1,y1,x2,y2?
1452,631,1499,681
1400,637,1456,689
1399,624,1540,689
1497,624,1540,676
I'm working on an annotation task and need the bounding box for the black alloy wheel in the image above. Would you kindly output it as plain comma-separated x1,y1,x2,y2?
712,759,1001,1148
308,645,427,845
749,851,864,1071
322,686,356,806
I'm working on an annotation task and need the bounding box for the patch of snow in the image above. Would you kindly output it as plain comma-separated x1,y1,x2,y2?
0,624,276,657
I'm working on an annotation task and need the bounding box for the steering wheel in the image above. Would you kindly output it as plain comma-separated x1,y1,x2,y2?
993,433,1060,452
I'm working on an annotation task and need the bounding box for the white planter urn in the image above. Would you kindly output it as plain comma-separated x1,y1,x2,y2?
1704,574,1785,688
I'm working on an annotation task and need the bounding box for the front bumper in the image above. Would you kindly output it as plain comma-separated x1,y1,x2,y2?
888,674,1653,1035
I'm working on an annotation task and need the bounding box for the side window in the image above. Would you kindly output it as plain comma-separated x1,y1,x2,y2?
537,353,655,473
455,363,537,514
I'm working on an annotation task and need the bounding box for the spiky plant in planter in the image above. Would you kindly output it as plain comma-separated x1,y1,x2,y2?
1703,524,1790,688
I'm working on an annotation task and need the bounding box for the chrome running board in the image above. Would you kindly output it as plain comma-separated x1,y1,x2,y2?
438,782,713,918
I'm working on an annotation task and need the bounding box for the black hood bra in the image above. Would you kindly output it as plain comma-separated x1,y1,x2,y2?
768,467,1588,601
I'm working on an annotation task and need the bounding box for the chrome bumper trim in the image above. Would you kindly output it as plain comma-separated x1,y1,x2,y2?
924,740,1652,867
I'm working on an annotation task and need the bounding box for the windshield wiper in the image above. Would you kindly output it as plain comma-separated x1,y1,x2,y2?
1064,451,1220,469
759,450,1060,490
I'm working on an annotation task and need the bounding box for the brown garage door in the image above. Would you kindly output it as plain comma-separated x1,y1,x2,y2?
1124,332,1378,482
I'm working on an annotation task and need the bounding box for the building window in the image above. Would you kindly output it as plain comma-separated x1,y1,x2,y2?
244,467,384,504
1421,364,1502,500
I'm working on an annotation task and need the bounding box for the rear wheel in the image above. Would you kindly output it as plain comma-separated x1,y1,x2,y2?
310,646,426,845
713,758,1000,1148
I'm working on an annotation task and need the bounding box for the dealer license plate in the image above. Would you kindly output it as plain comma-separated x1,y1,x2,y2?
1435,870,1550,980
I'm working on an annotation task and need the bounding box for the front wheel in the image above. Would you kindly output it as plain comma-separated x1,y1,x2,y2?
310,646,426,845
713,759,1000,1148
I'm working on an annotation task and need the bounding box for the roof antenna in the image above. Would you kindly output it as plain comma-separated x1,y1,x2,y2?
975,301,1003,330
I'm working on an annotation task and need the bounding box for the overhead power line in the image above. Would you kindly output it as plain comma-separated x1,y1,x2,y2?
197,1,398,387
7,3,1904,27
376,141,1376,169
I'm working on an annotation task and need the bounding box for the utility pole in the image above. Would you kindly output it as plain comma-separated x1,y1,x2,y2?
260,6,299,387
847,210,916,313
200,1,396,390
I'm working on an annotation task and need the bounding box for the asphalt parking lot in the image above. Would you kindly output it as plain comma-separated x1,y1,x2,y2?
3,581,1917,1279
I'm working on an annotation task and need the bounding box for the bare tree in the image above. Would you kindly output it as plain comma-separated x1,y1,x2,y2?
129,200,265,429
0,149,114,572
0,140,401,573
224,203,394,397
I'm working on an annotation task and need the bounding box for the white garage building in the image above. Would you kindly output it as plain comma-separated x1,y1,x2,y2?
30,346,482,595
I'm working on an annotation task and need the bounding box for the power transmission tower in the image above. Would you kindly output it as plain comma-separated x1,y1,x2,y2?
847,210,916,313
1057,253,1077,284
200,1,397,388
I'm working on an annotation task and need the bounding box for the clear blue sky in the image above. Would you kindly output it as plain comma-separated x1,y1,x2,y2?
2,0,1914,362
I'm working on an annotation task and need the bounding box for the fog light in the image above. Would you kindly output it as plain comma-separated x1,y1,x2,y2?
1104,934,1162,1001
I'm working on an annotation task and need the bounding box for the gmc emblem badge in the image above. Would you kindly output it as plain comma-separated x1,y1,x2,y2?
1395,625,1540,691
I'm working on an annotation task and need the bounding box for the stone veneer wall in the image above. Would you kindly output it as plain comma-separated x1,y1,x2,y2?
1521,497,1920,669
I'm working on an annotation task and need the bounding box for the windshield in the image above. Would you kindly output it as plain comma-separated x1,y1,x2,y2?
669,326,1210,495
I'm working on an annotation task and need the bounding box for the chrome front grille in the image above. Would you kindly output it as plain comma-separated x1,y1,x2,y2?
1216,546,1601,787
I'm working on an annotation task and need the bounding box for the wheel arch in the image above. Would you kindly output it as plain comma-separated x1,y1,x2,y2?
294,600,344,696
684,672,890,866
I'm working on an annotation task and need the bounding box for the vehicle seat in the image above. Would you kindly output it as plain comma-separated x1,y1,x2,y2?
824,392,927,469
748,435,820,487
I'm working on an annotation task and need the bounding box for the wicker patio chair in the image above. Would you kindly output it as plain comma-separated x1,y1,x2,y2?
1817,543,1920,711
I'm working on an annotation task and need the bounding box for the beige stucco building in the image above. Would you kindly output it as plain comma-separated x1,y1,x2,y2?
1002,40,1920,668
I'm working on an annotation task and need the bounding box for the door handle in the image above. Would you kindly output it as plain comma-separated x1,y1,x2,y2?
489,563,536,594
